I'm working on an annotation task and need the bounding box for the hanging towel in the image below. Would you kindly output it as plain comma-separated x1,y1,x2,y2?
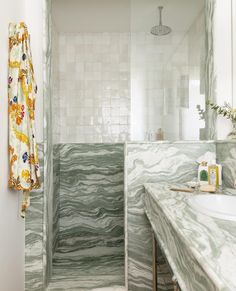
8,22,40,218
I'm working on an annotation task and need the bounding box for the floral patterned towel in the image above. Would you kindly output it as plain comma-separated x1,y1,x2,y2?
8,22,40,218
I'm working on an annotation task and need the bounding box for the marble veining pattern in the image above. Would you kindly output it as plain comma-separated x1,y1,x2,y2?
216,141,236,188
144,183,236,291
25,143,44,291
156,243,174,291
25,0,53,289
26,0,228,290
53,144,60,254
43,0,54,286
48,143,125,290
125,142,216,291
48,284,126,291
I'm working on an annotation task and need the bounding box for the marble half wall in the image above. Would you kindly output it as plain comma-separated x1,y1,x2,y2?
53,143,125,278
26,140,236,291
125,141,216,291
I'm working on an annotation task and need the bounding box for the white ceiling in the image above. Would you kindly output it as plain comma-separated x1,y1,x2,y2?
52,0,130,32
132,0,205,32
52,0,205,33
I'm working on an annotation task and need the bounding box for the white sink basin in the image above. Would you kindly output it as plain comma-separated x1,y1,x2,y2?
187,195,236,221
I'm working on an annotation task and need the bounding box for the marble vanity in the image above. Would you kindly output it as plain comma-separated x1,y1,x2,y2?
144,183,236,291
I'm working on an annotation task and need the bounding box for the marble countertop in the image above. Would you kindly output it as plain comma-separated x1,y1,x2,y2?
144,183,236,291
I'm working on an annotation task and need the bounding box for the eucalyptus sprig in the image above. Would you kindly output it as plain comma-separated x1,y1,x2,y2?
196,104,206,120
207,101,236,122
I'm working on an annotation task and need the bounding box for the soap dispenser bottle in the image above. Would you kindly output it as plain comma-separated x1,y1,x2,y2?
208,160,219,187
198,161,208,185
216,160,222,186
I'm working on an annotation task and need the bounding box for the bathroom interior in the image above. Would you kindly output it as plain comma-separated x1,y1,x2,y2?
21,0,236,291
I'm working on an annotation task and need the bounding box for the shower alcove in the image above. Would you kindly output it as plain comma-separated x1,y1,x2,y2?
25,0,214,290
48,0,130,288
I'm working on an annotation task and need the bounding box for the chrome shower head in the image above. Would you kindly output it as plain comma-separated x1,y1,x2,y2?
151,6,172,36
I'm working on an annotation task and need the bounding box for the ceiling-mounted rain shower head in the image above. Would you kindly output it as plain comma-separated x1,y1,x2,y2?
151,6,172,36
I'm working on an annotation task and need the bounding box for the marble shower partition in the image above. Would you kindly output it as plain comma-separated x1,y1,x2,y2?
50,143,125,288
43,0,54,286
53,144,60,254
25,143,44,291
26,0,54,289
125,141,216,291
216,141,236,188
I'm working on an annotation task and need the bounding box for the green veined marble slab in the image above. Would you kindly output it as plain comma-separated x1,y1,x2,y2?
125,142,216,291
50,143,125,289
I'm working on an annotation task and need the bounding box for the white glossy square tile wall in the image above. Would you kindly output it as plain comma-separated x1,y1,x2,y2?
131,10,206,141
57,32,130,143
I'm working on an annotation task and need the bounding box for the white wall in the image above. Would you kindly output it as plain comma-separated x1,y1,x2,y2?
0,1,43,291
232,0,236,108
215,0,233,139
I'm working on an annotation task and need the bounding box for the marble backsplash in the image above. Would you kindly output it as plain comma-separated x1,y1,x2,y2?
125,141,216,291
216,141,236,188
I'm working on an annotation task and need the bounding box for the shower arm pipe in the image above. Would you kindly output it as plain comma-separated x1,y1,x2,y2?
158,6,163,26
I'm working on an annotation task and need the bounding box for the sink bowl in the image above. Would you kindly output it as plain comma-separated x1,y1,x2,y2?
187,195,236,221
